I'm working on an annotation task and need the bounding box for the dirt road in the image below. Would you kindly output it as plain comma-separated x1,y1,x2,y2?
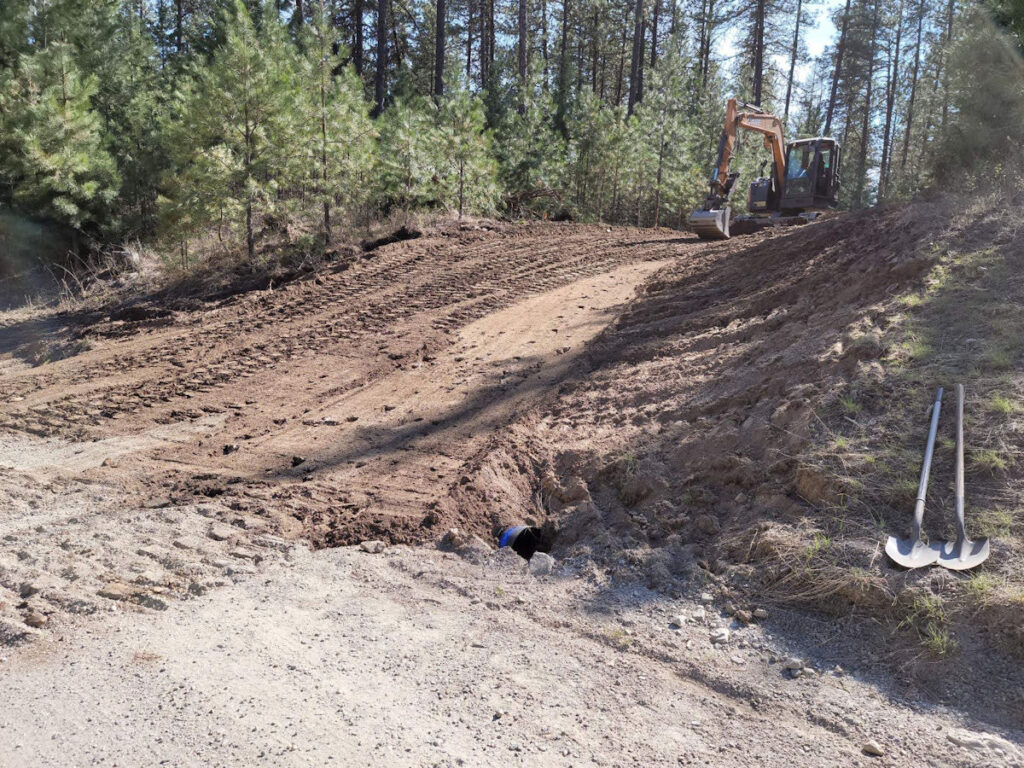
4,542,1020,767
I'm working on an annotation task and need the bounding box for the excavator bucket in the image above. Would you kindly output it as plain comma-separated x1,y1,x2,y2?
689,207,731,240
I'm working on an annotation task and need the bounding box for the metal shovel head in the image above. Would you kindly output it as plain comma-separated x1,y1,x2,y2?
885,535,940,569
934,537,990,570
689,207,731,240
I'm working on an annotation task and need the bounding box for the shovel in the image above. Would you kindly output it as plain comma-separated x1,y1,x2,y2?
885,387,943,568
933,384,991,570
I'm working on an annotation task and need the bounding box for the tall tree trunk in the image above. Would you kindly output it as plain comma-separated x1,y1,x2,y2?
294,0,304,25
615,21,627,105
752,0,765,106
353,0,364,75
783,0,803,126
175,0,184,53
373,0,388,116
854,0,879,208
824,0,853,135
556,0,571,133
650,0,660,69
518,0,529,85
879,0,904,200
939,0,955,131
466,0,473,79
627,0,644,115
541,0,549,82
434,0,446,98
899,0,924,173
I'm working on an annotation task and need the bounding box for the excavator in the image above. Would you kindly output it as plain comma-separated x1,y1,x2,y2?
689,98,841,240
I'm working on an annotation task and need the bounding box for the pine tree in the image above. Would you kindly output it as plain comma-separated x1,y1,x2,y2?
299,9,376,241
437,89,499,216
161,0,302,261
0,41,119,232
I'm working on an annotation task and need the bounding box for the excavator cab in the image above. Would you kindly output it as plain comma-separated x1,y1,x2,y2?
779,138,841,212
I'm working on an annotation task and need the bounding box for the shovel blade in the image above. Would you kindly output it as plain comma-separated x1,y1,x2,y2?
885,535,940,569
934,538,991,570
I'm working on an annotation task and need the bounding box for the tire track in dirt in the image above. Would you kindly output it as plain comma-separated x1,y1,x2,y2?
0,222,719,546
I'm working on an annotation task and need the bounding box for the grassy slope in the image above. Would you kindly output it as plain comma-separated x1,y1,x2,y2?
783,196,1024,657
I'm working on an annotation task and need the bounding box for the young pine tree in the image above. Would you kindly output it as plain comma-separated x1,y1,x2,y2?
376,99,444,211
299,11,376,242
437,89,499,217
161,0,301,261
0,41,119,233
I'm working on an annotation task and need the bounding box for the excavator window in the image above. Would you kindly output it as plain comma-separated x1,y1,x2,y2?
786,145,813,195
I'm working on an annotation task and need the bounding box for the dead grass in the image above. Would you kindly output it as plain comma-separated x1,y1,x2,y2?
777,197,1024,655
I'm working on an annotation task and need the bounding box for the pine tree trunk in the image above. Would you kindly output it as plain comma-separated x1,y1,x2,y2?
374,0,388,116
824,0,852,135
649,0,659,69
295,0,304,25
556,0,570,132
541,0,549,82
321,57,331,240
752,0,765,106
466,0,473,79
879,0,904,200
175,0,184,53
434,0,446,98
518,0,528,85
899,0,924,173
627,0,644,115
783,0,802,125
353,0,364,75
854,0,879,208
615,22,627,105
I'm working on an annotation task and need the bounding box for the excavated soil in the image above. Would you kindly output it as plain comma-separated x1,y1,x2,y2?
3,211,1024,765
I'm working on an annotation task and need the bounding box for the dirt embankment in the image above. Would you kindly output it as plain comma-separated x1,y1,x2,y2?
448,200,1024,728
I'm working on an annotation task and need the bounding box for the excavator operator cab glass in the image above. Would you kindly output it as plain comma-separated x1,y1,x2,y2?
785,145,813,196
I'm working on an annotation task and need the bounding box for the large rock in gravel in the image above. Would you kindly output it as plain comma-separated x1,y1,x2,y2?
529,552,555,576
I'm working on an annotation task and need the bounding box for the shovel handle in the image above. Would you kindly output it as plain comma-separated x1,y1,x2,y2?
955,383,967,542
912,387,943,541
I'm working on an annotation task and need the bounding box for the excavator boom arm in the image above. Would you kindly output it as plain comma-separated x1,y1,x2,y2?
691,98,788,241
708,98,787,198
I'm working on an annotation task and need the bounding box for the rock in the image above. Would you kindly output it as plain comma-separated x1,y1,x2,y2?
692,607,706,621
783,656,804,670
291,455,306,467
441,528,469,549
97,582,139,602
710,628,730,644
700,592,714,604
695,514,721,535
172,536,205,551
861,740,884,757
135,570,164,586
734,609,753,624
753,608,768,620
359,540,386,554
208,524,234,542
223,444,239,455
795,465,836,505
669,615,686,629
947,727,1021,757
529,552,555,576
23,611,47,628
723,601,737,615
18,582,40,599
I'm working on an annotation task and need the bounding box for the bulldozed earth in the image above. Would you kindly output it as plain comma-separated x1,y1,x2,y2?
2,207,1024,766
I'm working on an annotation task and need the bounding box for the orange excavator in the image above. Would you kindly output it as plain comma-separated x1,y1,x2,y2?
689,98,842,240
